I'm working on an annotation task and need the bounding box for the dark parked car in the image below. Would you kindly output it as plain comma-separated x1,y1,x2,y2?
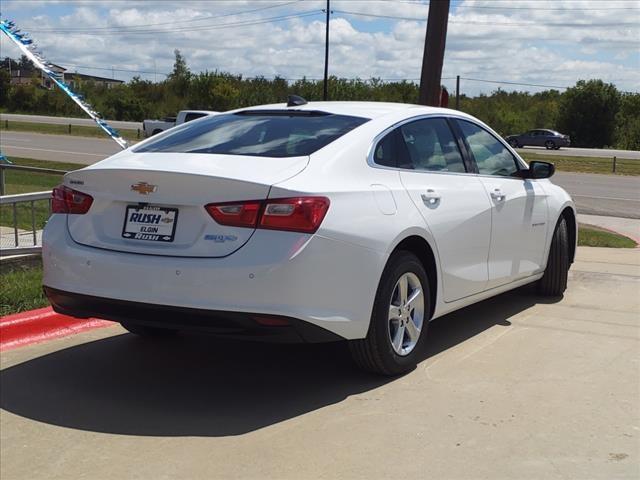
505,129,570,150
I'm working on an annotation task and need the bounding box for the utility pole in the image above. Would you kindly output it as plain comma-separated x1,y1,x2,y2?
455,74,460,109
323,0,330,101
418,0,450,106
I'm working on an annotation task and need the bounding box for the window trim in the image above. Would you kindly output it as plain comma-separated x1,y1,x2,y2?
367,114,473,175
367,113,527,178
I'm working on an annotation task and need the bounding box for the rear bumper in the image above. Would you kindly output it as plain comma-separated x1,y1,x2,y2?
42,215,386,340
44,287,342,343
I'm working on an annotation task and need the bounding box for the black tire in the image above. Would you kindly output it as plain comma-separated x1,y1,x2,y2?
349,251,431,376
121,322,178,337
151,129,163,136
508,139,519,148
545,140,556,150
538,216,569,296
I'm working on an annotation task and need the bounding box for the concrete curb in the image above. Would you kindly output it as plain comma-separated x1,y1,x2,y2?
0,307,113,352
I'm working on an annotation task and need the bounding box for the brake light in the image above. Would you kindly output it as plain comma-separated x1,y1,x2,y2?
204,201,261,228
205,197,329,233
51,185,93,214
260,197,330,233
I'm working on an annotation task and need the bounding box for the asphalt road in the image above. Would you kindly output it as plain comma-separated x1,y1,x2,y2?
516,146,640,160
0,113,141,130
552,172,640,219
0,130,122,164
1,131,638,218
1,247,638,479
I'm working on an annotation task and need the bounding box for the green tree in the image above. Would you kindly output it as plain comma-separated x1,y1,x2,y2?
167,49,191,95
557,80,621,148
614,93,640,150
0,69,10,106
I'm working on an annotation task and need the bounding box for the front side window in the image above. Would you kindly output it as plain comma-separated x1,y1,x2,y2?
457,120,520,176
136,111,369,158
399,118,466,173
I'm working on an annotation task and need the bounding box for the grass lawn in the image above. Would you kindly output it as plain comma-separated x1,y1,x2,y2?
0,157,81,231
0,260,48,316
578,224,637,248
1,119,141,141
519,152,640,176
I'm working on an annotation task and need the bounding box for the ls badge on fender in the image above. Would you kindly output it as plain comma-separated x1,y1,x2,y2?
131,182,157,195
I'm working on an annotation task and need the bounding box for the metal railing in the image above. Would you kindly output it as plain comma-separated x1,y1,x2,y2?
0,164,68,257
0,191,52,256
0,163,69,195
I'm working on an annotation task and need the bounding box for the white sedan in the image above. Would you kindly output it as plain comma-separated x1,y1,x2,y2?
43,99,576,375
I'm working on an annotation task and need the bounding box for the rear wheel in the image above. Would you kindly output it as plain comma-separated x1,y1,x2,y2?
121,322,178,337
508,138,519,148
349,251,430,376
538,217,569,296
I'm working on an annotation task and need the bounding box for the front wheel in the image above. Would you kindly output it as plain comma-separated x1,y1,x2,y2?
538,217,569,296
349,251,430,376
545,140,556,150
508,139,519,148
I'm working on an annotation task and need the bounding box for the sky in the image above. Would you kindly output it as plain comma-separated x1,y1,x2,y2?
1,0,639,96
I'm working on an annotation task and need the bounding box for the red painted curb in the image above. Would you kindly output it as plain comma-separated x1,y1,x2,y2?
0,307,113,352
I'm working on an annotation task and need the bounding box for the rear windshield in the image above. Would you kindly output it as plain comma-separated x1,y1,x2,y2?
135,111,369,158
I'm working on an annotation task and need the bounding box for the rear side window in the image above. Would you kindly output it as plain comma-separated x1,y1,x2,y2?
183,112,209,123
135,112,369,158
399,118,465,173
457,120,520,176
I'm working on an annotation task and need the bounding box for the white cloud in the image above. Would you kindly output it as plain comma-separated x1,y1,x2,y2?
1,0,638,94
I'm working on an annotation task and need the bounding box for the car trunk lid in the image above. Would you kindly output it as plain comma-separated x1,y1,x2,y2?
64,152,308,257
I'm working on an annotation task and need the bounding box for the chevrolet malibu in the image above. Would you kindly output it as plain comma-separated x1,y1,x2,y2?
43,99,577,375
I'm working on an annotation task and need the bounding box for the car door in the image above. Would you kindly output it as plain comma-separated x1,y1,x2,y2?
376,117,493,302
454,119,549,289
521,130,534,147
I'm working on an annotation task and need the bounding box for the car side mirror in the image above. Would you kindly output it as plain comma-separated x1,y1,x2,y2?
515,160,555,179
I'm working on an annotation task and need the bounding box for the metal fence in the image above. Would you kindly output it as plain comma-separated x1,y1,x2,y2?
0,164,68,257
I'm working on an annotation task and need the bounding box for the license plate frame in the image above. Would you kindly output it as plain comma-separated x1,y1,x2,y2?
122,205,179,243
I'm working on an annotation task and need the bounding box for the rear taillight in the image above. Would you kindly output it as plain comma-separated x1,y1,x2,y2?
51,185,93,214
205,201,261,228
260,197,330,233
205,196,330,234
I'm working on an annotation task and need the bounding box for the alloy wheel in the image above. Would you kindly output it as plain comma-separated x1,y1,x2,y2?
387,272,425,356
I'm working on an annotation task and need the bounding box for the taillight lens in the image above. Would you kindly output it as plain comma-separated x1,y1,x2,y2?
205,196,330,234
51,185,93,214
260,197,330,233
204,201,261,228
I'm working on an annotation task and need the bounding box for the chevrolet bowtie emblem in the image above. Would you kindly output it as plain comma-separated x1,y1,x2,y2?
131,182,157,195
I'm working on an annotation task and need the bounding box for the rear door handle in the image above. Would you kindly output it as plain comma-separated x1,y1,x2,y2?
421,189,441,206
490,189,506,202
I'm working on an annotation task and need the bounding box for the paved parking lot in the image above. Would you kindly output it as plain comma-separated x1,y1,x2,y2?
1,247,639,479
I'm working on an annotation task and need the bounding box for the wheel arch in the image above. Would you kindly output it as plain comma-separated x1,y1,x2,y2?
388,235,438,320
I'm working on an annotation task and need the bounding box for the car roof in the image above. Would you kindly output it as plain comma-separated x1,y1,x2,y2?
231,101,461,120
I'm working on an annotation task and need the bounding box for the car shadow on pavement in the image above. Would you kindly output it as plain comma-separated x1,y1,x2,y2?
0,286,553,437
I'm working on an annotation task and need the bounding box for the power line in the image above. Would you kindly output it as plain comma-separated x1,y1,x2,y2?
381,0,639,10
333,9,639,27
459,77,568,90
24,1,303,32
25,11,324,35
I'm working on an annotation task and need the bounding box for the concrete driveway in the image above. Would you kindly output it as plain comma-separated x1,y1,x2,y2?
1,247,638,479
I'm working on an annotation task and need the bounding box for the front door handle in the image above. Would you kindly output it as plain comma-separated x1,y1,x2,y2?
490,188,506,202
421,189,441,206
